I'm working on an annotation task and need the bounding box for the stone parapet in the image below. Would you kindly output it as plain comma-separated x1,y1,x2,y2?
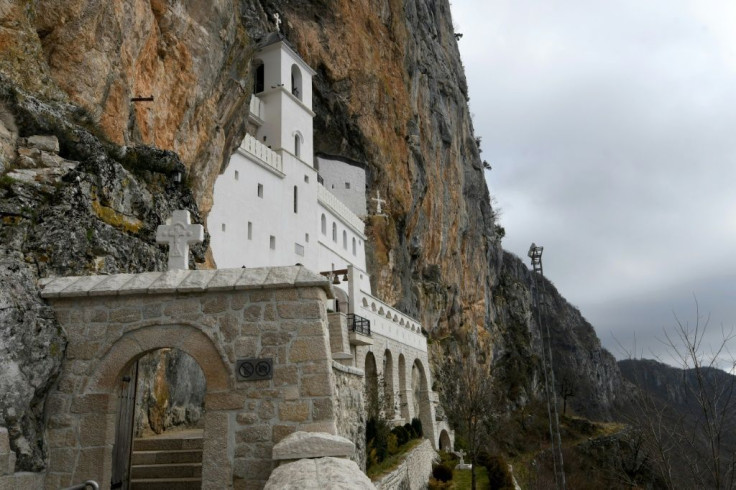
373,439,437,490
39,265,332,299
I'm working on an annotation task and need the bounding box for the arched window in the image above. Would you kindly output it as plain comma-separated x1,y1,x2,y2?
352,237,356,255
293,186,298,213
291,64,303,100
332,223,337,242
321,214,326,234
294,134,300,157
253,60,264,93
342,230,347,249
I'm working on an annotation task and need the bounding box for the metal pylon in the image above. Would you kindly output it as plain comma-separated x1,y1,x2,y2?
528,243,566,490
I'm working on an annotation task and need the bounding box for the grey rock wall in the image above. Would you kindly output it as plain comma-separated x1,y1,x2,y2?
0,80,205,471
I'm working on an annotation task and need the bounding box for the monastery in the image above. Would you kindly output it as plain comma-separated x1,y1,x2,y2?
0,27,452,490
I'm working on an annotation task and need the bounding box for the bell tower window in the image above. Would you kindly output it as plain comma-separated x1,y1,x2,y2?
291,64,302,100
254,60,265,94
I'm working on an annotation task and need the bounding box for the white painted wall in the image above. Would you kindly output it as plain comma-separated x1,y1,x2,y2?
317,156,368,216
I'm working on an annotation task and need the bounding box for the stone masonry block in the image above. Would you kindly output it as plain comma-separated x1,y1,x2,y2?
273,365,298,387
109,308,141,324
288,338,328,363
163,298,201,317
72,446,106,484
300,374,333,397
235,337,258,358
242,305,262,321
278,401,309,422
271,431,354,460
79,413,111,447
277,302,321,319
70,393,113,414
261,332,292,346
203,295,229,314
49,448,75,472
47,428,76,449
311,398,335,422
206,392,246,411
236,425,271,443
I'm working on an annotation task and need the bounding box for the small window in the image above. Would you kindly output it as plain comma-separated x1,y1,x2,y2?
254,61,265,93
345,182,351,189
321,214,326,234
305,233,310,243
295,135,300,157
342,230,347,249
352,237,356,255
270,236,276,250
304,175,309,183
293,186,298,213
257,183,263,198
247,222,252,240
332,223,337,242
295,243,304,256
221,223,226,232
234,170,239,180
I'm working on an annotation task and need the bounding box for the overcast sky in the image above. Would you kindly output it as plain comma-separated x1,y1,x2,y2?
450,0,736,366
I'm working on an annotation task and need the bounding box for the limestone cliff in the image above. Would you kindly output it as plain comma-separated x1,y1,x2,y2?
0,0,626,471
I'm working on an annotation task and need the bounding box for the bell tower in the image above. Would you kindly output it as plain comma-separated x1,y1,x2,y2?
251,31,316,166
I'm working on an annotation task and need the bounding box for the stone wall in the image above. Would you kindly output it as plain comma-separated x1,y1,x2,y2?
332,361,366,470
39,266,338,490
373,439,437,490
0,427,44,490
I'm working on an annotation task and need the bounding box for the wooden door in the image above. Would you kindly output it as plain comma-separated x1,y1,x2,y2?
111,362,138,490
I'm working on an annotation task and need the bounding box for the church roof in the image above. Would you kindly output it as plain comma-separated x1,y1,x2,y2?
39,265,333,299
258,32,296,51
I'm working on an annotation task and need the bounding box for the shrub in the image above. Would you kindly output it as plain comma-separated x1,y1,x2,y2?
387,433,399,455
391,425,409,446
366,417,390,467
432,462,454,482
411,417,423,438
404,423,417,439
483,454,514,490
428,478,454,490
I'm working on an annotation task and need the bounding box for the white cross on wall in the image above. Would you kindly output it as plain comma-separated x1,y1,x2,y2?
371,190,387,215
156,210,204,271
273,13,281,32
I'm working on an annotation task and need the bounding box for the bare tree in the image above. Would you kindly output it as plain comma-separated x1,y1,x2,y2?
437,351,496,490
620,300,736,490
555,366,578,416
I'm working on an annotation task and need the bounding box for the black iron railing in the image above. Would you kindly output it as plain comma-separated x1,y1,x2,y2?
347,313,371,336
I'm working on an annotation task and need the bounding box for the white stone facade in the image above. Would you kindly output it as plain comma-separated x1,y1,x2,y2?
209,33,450,453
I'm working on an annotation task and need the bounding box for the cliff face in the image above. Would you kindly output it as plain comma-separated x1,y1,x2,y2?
0,0,625,471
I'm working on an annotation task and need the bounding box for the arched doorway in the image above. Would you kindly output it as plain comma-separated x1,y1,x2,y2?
398,354,408,421
364,352,379,417
383,350,395,419
439,430,451,451
411,359,431,437
112,347,207,489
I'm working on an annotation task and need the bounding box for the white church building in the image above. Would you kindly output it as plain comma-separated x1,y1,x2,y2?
209,32,452,450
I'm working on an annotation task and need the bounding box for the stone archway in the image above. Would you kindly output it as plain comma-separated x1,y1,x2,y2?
364,352,379,418
411,359,432,440
398,354,408,421
439,430,451,451
66,323,233,489
383,349,395,419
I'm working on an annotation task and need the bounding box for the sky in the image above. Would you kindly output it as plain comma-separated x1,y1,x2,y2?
450,0,736,366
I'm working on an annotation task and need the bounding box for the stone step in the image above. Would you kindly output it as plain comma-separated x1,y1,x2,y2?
133,436,203,452
131,462,202,479
129,477,201,490
132,449,203,465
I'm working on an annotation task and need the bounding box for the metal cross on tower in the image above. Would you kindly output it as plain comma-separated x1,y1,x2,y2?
528,243,566,490
273,12,282,32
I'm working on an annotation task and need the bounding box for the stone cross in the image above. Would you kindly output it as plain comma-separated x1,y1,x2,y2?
456,449,466,465
156,210,204,271
273,12,281,32
371,190,387,215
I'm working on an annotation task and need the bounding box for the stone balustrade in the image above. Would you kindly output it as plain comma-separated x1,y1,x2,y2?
317,184,364,234
239,133,283,174
249,95,264,122
355,291,426,351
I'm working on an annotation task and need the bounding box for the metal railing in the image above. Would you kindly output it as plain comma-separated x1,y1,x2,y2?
347,313,371,336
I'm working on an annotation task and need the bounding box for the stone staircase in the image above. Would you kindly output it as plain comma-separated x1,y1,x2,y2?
130,429,203,490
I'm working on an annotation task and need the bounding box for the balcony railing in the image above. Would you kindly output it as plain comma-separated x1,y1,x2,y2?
239,134,283,174
249,95,264,122
347,313,371,337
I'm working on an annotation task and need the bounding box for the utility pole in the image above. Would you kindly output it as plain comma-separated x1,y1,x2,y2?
528,243,566,490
